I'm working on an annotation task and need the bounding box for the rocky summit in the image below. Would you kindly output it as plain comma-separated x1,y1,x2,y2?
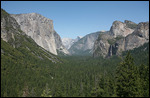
11,13,69,55
109,20,135,37
93,20,149,58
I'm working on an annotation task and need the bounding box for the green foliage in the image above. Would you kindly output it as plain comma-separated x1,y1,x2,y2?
138,64,149,97
1,31,149,97
116,52,147,97
41,83,52,97
1,45,149,97
1,31,61,97
1,34,149,97
122,42,149,66
91,86,104,97
126,23,137,29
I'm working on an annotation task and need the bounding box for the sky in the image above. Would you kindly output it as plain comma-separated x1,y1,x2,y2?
1,1,149,39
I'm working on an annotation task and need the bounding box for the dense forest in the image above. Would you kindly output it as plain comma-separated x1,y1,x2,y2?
1,41,149,97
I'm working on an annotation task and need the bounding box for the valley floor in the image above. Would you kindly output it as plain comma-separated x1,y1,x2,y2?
1,44,149,97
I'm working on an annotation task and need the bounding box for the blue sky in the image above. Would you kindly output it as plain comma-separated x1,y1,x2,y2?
1,1,149,39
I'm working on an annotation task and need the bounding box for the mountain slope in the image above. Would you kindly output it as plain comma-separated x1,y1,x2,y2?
1,9,64,97
11,13,69,55
122,42,149,65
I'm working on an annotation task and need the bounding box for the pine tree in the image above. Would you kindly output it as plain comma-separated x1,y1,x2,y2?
41,83,52,97
91,75,105,97
138,64,149,97
91,86,104,97
116,52,139,97
29,87,36,97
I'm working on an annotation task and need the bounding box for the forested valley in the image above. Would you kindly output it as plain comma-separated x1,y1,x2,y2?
1,1,149,97
1,41,149,97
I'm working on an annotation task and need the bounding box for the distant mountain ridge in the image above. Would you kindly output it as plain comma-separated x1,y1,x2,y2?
68,31,104,55
62,36,82,49
66,20,149,57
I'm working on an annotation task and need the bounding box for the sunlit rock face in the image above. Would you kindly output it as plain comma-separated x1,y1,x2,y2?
109,21,134,37
124,22,149,50
93,20,149,58
11,13,69,55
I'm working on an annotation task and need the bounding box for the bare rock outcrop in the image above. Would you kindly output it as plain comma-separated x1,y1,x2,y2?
11,13,69,55
109,21,134,37
93,20,149,58
1,9,21,42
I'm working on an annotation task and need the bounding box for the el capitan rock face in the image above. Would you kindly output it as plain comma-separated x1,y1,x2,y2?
11,13,69,55
1,9,61,63
93,20,149,58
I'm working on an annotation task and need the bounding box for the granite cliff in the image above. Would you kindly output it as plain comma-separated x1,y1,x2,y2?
1,9,61,63
11,13,69,55
93,20,149,58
